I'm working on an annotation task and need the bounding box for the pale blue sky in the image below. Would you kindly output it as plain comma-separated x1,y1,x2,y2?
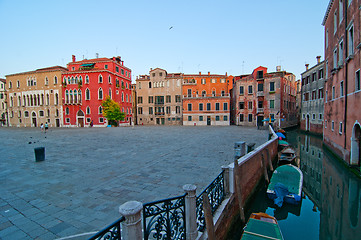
0,0,330,81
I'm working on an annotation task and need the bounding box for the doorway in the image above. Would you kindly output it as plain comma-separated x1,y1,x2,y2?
32,112,37,127
56,119,60,127
306,114,310,131
257,116,264,128
77,110,85,127
350,122,361,166
207,116,211,126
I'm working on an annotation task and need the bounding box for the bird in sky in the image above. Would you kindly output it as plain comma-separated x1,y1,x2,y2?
169,26,173,30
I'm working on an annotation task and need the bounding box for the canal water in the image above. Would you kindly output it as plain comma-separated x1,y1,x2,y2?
229,130,361,240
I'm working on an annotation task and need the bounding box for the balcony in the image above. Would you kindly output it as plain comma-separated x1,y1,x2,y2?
183,93,230,99
155,112,165,116
257,108,264,113
256,91,264,97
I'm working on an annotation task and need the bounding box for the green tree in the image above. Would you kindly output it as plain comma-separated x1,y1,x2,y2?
101,96,125,126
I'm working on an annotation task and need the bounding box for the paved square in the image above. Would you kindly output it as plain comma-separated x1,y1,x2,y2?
0,126,268,239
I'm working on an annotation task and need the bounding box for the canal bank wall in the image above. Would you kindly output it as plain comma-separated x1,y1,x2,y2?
200,126,279,239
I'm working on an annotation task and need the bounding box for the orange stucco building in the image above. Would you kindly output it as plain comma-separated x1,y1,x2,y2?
182,72,232,126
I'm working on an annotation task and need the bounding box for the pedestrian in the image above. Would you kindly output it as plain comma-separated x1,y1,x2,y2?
90,120,93,127
40,123,44,132
44,122,49,133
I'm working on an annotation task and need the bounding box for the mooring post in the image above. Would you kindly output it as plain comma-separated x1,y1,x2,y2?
233,159,245,223
118,201,143,240
222,165,230,196
203,193,216,240
183,184,198,240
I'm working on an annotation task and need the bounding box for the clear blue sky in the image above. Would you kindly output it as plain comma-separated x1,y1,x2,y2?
0,0,330,81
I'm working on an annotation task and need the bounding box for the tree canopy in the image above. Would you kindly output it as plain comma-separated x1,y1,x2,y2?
101,96,125,126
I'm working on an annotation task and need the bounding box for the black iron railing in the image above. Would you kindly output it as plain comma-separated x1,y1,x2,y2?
143,194,186,240
87,216,125,240
196,170,225,232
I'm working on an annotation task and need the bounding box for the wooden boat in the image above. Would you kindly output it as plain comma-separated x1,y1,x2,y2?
267,165,303,207
278,147,296,165
240,212,284,240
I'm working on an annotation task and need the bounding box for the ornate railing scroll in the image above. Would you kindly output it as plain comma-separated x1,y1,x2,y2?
143,194,186,240
196,170,225,232
87,216,125,240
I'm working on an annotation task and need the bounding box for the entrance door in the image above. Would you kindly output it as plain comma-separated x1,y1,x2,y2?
56,119,60,127
351,123,361,166
32,112,37,127
207,116,211,126
77,110,85,127
161,118,165,125
257,116,264,128
156,118,160,125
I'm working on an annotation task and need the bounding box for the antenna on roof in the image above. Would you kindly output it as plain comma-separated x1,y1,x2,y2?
96,53,99,58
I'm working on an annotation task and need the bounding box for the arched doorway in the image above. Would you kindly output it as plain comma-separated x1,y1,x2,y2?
306,114,310,131
77,110,85,127
32,112,37,127
350,121,361,166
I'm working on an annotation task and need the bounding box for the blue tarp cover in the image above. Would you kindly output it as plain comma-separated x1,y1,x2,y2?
274,183,289,207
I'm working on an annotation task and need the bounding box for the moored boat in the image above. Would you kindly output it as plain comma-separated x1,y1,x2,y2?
267,164,303,207
240,212,284,240
278,147,296,165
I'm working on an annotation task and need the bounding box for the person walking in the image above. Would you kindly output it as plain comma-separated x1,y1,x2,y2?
44,122,49,133
40,123,44,133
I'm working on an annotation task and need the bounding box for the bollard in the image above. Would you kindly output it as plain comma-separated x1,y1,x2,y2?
247,143,256,153
234,141,246,159
34,147,45,162
183,184,198,240
119,201,143,240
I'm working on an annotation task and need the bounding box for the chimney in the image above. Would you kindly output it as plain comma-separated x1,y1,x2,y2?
305,64,309,70
316,56,321,64
199,72,201,75
225,72,227,76
72,55,76,62
208,71,210,76
276,66,281,72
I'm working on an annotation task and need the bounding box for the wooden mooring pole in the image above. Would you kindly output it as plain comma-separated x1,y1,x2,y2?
233,159,245,224
202,193,216,240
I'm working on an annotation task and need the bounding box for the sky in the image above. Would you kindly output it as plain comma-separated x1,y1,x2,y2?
0,0,330,82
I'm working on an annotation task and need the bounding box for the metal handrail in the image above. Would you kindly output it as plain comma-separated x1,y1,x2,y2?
87,216,125,240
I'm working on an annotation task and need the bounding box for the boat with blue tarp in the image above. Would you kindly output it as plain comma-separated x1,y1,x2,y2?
267,164,303,207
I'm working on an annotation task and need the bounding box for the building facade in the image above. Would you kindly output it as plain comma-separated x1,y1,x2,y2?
5,66,68,127
322,0,361,165
62,56,132,127
0,78,7,126
231,66,298,128
136,68,183,125
182,72,232,126
300,57,325,135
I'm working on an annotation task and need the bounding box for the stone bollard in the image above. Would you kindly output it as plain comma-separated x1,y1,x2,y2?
119,201,143,240
222,166,230,196
183,184,198,240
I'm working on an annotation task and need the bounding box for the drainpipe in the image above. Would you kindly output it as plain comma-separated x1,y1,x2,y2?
344,0,348,150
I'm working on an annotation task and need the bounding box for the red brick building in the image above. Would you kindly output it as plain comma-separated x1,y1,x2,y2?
231,66,298,128
322,0,361,165
62,55,132,127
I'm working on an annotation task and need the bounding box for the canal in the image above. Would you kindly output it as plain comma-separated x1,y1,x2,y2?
229,129,361,240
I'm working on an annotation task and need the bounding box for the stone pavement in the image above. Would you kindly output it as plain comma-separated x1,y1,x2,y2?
0,126,268,239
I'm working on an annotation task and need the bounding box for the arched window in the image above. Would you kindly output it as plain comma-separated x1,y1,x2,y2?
108,76,111,84
99,74,103,83
86,106,91,115
47,109,50,117
30,95,33,106
18,96,21,106
79,76,82,84
202,90,206,97
66,107,69,115
37,94,40,106
69,90,73,103
63,77,67,84
99,106,103,114
75,77,78,84
65,90,69,103
27,95,30,106
68,77,71,84
23,96,26,106
122,92,124,102
85,75,89,84
10,96,13,107
78,90,82,103
74,90,78,103
126,94,128,102
54,76,58,84
85,88,90,100
98,88,103,100
71,77,75,84
46,94,50,105
34,94,37,106
55,93,59,105
9,81,12,89
45,77,49,85
41,94,44,105
109,88,112,99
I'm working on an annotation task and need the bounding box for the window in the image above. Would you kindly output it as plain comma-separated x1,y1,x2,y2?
215,103,220,111
98,88,103,100
319,69,324,79
99,75,103,83
348,0,352,7
176,106,180,114
149,107,153,114
39,110,44,117
85,75,89,84
148,96,154,103
116,66,119,73
121,69,124,75
212,90,216,96
65,107,69,115
202,90,206,97
312,72,317,82
45,77,49,85
340,81,344,97
348,25,354,56
85,88,90,100
175,95,181,102
108,76,111,84
155,96,164,104
199,116,203,121
319,88,324,98
240,86,244,95
326,29,329,48
188,116,192,121
207,103,211,111
66,118,70,123
99,106,103,114
334,10,337,34
187,89,192,97
223,102,228,111
356,70,360,91
339,1,343,23
166,95,171,103
138,107,143,114
166,106,171,114
248,85,253,94
211,79,216,83
269,82,275,92
319,114,323,120
199,103,203,111
312,114,316,120
257,71,264,79
333,48,337,69
239,102,244,109
224,115,228,121
240,114,244,122
258,83,263,92
248,101,253,109
339,122,343,134
16,80,20,88
270,100,275,109
9,81,12,89
86,106,90,115
188,103,192,111
248,114,253,122
138,82,141,89
216,116,220,121
149,82,152,88
339,40,344,66
138,96,143,104
258,101,263,109
332,121,335,131
201,79,206,84
99,118,104,123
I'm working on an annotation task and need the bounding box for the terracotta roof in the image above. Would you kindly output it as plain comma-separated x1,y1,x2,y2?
322,0,334,26
6,65,68,77
0,78,5,83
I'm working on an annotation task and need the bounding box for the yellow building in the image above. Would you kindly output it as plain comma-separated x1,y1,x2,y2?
6,66,68,127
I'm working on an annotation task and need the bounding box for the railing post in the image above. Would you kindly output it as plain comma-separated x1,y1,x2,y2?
222,166,230,195
229,165,235,194
183,184,198,240
119,201,143,240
